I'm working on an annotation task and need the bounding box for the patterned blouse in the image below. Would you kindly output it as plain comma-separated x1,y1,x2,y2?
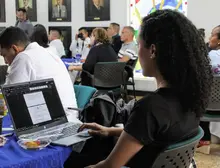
209,50,220,74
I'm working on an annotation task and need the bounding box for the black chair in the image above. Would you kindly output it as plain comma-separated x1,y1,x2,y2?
0,65,8,85
124,59,138,100
83,62,127,94
201,75,220,122
122,127,203,168
151,127,204,168
197,75,220,154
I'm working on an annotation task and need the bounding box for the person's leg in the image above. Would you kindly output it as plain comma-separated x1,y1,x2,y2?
197,121,211,154
200,121,211,141
64,137,114,168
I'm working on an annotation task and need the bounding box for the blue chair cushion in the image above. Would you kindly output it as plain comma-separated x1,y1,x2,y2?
74,85,96,109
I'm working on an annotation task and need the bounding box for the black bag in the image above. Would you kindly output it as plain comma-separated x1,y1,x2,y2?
80,91,135,127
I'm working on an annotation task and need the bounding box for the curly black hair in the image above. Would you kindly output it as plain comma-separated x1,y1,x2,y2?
140,9,213,117
198,28,205,39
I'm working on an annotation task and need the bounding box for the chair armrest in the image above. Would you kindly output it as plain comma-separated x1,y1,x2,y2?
125,64,133,70
125,65,134,77
82,70,94,79
82,70,95,86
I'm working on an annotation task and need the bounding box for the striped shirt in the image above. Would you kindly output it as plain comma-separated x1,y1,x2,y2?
118,41,138,60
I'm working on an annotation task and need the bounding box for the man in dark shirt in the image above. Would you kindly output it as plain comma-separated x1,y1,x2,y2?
107,23,123,54
15,8,33,37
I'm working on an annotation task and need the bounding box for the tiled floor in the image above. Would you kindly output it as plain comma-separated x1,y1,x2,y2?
195,144,220,168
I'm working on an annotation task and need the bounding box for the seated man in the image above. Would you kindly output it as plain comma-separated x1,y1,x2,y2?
0,27,78,118
69,27,91,60
118,26,138,64
49,29,66,58
107,23,123,54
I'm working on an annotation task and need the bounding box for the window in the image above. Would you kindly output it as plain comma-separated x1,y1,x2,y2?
130,0,188,71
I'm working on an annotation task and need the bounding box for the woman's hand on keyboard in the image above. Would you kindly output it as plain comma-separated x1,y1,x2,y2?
78,123,110,137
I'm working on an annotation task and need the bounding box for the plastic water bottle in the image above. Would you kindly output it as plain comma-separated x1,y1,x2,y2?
0,91,7,116
75,54,81,63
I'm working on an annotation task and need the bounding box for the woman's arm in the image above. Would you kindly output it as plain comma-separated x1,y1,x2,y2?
79,123,123,137
108,127,123,137
87,131,143,168
68,65,82,71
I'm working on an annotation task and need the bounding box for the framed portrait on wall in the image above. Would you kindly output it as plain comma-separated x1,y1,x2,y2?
49,26,72,56
48,0,71,22
0,1,6,22
85,0,110,21
16,0,37,21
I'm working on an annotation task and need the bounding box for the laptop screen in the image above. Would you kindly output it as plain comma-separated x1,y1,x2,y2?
2,79,67,133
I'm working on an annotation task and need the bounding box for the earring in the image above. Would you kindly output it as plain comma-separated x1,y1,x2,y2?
150,54,155,59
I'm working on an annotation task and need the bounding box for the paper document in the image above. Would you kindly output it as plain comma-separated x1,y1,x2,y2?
24,92,51,124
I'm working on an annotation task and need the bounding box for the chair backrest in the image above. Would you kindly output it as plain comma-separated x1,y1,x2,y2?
152,127,204,168
93,62,126,88
74,85,96,109
0,65,8,85
207,75,220,111
125,59,138,79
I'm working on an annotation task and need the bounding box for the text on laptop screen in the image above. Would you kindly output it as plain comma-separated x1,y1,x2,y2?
2,80,66,132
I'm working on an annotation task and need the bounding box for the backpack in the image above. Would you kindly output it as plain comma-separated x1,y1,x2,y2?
79,91,135,127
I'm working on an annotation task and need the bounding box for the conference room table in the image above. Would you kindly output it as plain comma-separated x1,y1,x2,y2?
62,58,83,83
0,114,72,168
127,70,157,95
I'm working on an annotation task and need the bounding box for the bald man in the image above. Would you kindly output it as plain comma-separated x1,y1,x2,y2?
118,26,138,63
49,29,66,58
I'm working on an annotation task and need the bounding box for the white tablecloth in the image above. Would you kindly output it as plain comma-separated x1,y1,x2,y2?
65,62,82,84
127,72,157,92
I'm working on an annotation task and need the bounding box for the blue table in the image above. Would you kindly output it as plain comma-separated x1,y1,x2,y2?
61,58,76,63
0,115,72,168
61,58,83,70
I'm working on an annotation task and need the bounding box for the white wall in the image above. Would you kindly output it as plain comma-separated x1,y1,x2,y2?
187,0,219,42
1,0,216,42
0,0,129,40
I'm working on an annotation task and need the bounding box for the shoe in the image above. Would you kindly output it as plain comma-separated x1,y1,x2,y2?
196,140,211,154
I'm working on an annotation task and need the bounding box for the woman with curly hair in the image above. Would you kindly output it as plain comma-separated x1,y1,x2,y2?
198,25,220,154
68,28,117,86
65,9,212,168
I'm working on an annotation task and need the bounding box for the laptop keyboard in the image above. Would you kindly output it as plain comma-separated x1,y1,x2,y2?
19,123,82,141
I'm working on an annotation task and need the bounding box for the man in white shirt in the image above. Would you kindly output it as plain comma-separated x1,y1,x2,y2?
0,27,78,118
118,26,138,63
69,28,90,60
49,29,66,58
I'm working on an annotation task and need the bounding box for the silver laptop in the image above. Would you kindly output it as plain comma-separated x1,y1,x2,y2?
1,79,86,146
